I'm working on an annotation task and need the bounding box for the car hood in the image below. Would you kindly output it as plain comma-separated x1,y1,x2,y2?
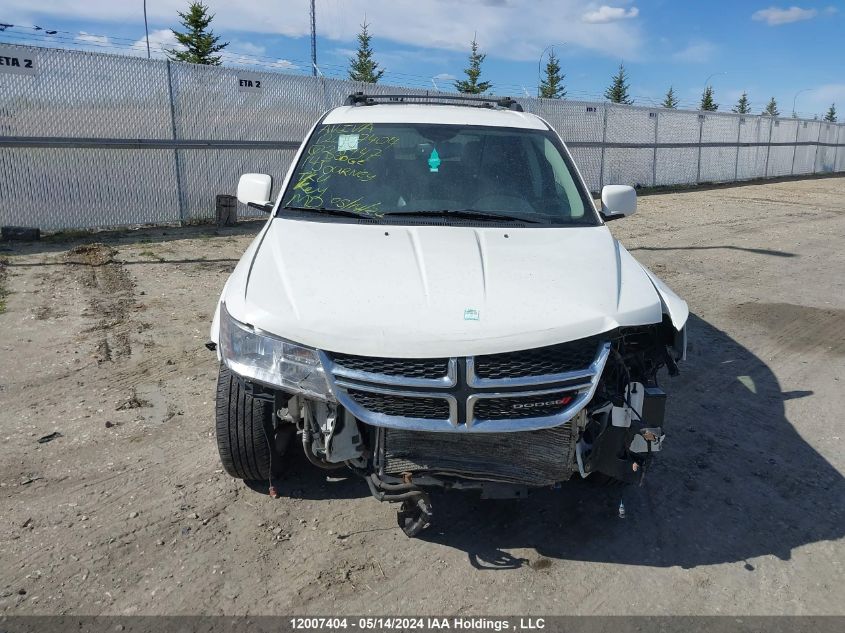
231,218,686,357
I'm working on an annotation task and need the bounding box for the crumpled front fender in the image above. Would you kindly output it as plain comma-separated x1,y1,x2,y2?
639,264,689,331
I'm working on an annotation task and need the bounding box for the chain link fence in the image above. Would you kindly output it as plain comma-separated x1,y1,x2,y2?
2,43,843,231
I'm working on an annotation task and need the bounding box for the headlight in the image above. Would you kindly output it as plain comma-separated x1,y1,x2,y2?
218,303,333,401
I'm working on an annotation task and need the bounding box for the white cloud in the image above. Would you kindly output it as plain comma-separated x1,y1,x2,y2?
269,59,297,70
803,83,845,114
672,40,716,63
582,5,639,24
1,0,645,62
76,31,110,46
331,48,358,59
433,72,456,80
751,6,818,26
221,53,296,70
231,41,266,56
132,28,181,57
220,40,298,69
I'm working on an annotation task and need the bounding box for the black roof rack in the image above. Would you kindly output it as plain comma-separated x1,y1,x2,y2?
344,92,524,112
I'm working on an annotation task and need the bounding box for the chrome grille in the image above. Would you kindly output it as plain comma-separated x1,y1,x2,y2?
473,337,601,380
345,389,449,420
472,391,576,420
322,339,611,432
330,353,449,380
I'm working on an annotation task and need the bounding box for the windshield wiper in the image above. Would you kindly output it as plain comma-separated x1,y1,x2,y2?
381,209,539,224
282,206,540,224
282,206,376,219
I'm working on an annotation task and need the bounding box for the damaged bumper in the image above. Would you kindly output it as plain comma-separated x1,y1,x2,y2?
248,324,678,536
300,328,673,485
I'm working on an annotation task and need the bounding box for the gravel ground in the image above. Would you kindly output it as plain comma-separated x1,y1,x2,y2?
0,175,843,615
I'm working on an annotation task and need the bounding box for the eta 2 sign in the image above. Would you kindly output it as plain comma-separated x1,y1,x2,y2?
237,72,263,93
0,47,38,76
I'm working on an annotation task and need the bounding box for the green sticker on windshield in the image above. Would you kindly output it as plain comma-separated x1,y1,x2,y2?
428,147,441,172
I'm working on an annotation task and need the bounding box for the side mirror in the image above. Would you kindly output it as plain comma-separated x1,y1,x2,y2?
237,173,273,212
600,185,637,221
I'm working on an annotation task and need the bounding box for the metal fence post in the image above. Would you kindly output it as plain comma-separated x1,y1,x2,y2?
813,122,822,174
734,116,742,181
763,118,774,178
696,113,704,184
652,111,658,187
790,120,801,175
835,126,842,173
321,75,332,111
599,105,609,191
165,59,185,224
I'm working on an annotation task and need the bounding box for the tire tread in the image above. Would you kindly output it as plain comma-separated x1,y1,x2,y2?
215,365,278,480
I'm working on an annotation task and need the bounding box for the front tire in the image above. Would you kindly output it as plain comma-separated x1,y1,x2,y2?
215,365,283,480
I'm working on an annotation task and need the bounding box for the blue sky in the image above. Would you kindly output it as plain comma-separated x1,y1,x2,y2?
1,1,843,117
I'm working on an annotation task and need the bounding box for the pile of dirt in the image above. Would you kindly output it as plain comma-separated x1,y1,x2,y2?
65,243,118,267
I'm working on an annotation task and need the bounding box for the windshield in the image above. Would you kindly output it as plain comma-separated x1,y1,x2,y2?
280,122,599,226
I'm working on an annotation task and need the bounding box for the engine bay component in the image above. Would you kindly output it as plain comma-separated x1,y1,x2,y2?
378,415,580,487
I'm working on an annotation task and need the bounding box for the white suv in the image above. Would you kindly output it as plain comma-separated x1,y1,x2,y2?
210,93,688,536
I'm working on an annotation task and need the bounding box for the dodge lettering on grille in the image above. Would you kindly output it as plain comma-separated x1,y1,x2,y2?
512,396,573,410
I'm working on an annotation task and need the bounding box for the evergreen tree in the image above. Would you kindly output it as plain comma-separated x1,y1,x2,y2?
454,37,491,94
699,85,718,111
604,63,633,105
538,50,566,99
824,103,837,122
167,1,228,65
732,92,751,114
347,21,384,83
661,86,679,109
763,97,780,117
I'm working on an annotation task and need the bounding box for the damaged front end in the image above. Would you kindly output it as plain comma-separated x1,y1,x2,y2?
284,320,685,536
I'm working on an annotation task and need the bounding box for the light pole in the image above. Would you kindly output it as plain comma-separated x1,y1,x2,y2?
143,0,150,58
310,0,317,77
792,88,813,118
538,43,566,97
702,71,727,92
699,72,727,111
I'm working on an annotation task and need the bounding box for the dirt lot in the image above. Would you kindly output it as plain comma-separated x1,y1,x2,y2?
0,176,843,615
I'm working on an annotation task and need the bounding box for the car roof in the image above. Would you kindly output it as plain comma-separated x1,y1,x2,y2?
323,104,549,130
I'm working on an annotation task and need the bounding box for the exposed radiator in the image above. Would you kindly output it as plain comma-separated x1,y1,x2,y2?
380,417,580,487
